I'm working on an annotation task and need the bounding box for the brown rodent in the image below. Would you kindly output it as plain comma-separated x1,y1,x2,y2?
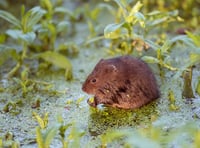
82,56,160,109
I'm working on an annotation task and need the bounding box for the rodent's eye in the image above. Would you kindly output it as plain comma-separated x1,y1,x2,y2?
91,79,97,83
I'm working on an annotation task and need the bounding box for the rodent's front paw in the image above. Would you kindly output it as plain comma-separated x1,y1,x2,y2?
87,98,97,107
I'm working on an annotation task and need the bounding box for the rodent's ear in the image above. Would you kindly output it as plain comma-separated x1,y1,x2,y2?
99,59,105,63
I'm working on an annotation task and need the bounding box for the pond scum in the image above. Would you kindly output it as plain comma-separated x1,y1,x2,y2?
0,0,200,147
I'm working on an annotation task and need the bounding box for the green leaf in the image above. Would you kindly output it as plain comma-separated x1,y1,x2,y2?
55,7,76,20
40,0,53,13
37,51,73,80
127,133,161,148
36,127,44,148
129,1,143,16
44,127,59,147
134,12,145,27
101,128,132,145
142,56,177,71
145,39,160,50
0,10,21,28
33,112,49,129
104,22,125,39
125,1,143,23
6,29,36,43
186,31,200,47
190,53,200,66
141,56,159,64
57,21,69,33
113,0,127,16
147,10,161,16
148,17,168,26
170,35,193,46
22,6,46,32
97,3,115,15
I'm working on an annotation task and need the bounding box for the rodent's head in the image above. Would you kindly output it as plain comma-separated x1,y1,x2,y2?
82,59,118,95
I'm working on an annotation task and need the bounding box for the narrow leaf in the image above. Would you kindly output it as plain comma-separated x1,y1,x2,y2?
186,31,200,47
190,53,200,66
0,10,21,28
113,0,127,15
129,1,143,16
26,6,46,30
141,56,159,64
104,22,125,39
36,127,44,148
44,127,58,147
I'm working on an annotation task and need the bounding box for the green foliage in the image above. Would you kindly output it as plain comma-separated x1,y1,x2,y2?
35,116,85,148
102,0,181,55
0,6,46,77
36,126,58,148
186,32,200,47
37,51,73,80
100,122,200,148
3,100,23,115
168,90,179,111
0,6,46,41
140,0,200,28
0,132,20,148
101,128,161,148
33,112,49,129
0,1,75,79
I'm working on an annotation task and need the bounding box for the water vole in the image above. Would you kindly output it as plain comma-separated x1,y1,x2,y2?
82,56,160,109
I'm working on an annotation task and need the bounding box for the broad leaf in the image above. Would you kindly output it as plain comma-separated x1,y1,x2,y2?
6,29,36,43
37,51,73,80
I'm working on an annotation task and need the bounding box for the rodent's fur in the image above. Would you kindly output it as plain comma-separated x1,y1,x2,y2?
82,56,160,109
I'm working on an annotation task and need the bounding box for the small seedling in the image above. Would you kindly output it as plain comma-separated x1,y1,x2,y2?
168,90,179,111
32,112,49,129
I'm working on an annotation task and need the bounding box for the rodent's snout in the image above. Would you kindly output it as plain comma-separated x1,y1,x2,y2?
82,80,95,95
82,82,86,92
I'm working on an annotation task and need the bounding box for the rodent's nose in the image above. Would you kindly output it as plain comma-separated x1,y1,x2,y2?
82,82,87,92
82,84,85,92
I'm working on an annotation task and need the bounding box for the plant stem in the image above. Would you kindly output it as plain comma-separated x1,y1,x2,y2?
7,42,27,78
196,76,200,95
7,62,21,78
182,67,195,99
22,42,27,60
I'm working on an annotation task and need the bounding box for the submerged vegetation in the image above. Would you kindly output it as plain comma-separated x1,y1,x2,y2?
0,0,200,147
